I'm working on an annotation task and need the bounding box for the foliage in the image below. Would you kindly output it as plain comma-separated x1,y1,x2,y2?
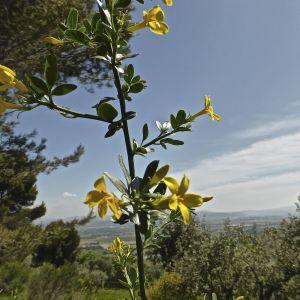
0,224,42,264
0,0,115,91
32,220,80,267
146,272,185,300
27,263,79,300
1,1,221,299
0,119,83,228
150,210,300,300
0,261,30,294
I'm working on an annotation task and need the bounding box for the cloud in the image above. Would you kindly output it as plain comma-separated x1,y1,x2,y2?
236,116,300,139
174,130,300,211
63,192,77,198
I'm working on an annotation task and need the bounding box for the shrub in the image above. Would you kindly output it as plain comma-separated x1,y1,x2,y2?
0,261,30,294
27,263,79,300
146,272,185,300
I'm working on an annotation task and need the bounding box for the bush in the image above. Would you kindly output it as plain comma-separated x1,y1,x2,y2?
27,263,79,300
0,261,30,294
146,272,185,300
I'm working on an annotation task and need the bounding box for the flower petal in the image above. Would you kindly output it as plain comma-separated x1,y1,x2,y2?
204,95,211,108
108,198,122,219
152,197,171,210
148,6,165,21
163,0,173,6
0,65,16,77
178,202,191,224
168,195,178,210
85,190,103,208
0,84,10,91
163,177,179,194
14,80,29,93
149,164,169,187
178,175,189,196
148,21,169,35
0,98,25,116
213,113,221,122
94,176,107,192
183,193,203,208
98,199,108,219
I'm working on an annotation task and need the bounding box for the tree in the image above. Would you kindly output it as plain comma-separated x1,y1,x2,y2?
0,118,84,228
32,220,80,267
0,0,114,91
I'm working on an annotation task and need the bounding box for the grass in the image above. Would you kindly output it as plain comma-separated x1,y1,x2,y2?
0,289,129,300
95,289,130,300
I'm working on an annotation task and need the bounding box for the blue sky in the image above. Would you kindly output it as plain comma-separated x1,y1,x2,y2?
13,0,300,218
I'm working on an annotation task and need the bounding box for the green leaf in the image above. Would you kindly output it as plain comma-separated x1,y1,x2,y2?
44,54,57,88
28,76,48,95
129,82,144,93
126,64,134,81
142,123,149,141
104,172,127,194
176,109,187,125
52,84,77,96
105,127,118,138
91,13,101,30
170,114,178,129
140,160,159,189
67,8,79,29
118,279,132,289
97,102,118,122
116,0,132,8
65,29,90,45
131,75,141,84
118,155,131,185
161,138,184,146
83,19,91,33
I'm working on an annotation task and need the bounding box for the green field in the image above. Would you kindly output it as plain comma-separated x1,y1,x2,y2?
0,289,129,300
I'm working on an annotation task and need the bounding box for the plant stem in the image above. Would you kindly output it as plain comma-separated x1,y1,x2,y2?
112,65,147,300
142,130,176,148
38,97,108,122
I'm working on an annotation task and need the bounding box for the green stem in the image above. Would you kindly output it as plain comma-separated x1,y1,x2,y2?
112,65,147,300
38,97,108,122
142,130,177,148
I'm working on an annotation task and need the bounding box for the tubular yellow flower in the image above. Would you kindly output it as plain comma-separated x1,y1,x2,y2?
0,65,29,93
128,6,169,35
153,175,213,224
85,175,122,220
0,97,25,115
44,37,64,45
163,0,173,6
188,95,221,122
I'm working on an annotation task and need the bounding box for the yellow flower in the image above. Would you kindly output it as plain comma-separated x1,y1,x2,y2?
128,6,169,35
0,65,28,93
44,37,64,45
163,0,173,6
188,95,221,122
85,175,122,220
153,175,213,224
108,237,124,254
0,97,25,116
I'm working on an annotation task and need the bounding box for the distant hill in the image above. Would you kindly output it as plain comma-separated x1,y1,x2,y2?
40,205,297,248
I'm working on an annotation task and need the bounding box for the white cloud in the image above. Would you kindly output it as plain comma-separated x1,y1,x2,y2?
46,199,89,219
174,130,300,212
236,117,300,139
63,192,77,198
